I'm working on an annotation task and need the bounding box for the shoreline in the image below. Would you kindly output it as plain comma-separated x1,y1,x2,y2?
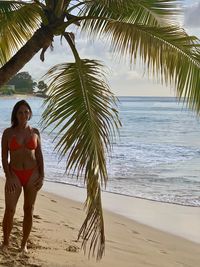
0,176,200,266
0,94,33,98
43,180,200,244
1,175,200,244
45,179,200,208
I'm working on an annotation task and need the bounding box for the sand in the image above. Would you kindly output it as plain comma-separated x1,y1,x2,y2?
0,177,200,267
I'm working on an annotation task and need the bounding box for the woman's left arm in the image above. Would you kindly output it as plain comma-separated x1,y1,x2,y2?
34,129,44,180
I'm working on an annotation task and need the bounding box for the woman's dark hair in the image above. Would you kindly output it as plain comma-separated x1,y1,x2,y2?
11,100,32,128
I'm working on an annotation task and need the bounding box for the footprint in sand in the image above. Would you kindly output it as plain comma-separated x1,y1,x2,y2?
71,206,81,211
71,239,82,244
33,215,42,220
65,244,79,253
114,222,126,226
14,220,22,226
132,230,140,235
147,239,160,244
12,230,22,237
34,235,42,239
43,220,51,224
50,199,57,203
64,224,75,230
160,249,167,254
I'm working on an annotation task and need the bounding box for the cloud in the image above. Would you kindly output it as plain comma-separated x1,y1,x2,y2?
184,1,200,28
21,34,174,97
22,33,111,81
111,68,140,80
21,24,176,97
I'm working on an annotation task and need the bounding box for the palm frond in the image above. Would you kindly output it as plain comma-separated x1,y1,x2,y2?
41,59,121,259
100,21,200,112
54,0,65,17
79,0,182,36
0,1,42,65
78,1,200,112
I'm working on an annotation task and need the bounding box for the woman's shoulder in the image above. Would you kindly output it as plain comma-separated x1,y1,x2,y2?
3,127,13,135
2,127,14,140
32,127,40,136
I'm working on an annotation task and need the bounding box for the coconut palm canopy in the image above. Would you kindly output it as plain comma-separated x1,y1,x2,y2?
1,0,200,260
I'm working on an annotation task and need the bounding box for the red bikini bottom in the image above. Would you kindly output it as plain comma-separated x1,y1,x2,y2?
11,167,35,186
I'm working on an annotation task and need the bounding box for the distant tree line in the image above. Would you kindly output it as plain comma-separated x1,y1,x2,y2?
0,71,47,97
36,80,48,97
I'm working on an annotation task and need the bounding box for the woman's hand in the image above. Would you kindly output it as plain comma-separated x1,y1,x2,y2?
33,176,44,191
5,176,21,193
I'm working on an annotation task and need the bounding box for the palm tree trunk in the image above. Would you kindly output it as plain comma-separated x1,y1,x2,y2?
0,25,53,87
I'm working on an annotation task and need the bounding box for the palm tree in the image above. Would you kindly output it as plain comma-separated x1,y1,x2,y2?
1,0,200,260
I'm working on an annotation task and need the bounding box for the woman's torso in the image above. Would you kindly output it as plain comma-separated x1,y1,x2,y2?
8,126,38,170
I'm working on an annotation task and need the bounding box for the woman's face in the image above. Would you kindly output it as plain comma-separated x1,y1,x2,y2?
16,105,31,125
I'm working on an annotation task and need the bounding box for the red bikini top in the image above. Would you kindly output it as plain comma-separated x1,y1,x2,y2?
9,129,37,151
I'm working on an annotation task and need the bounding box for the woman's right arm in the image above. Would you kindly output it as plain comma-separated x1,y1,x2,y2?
2,129,20,193
1,129,12,179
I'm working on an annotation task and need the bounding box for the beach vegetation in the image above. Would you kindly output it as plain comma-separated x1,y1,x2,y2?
7,71,35,94
0,85,16,95
0,0,200,260
35,80,48,97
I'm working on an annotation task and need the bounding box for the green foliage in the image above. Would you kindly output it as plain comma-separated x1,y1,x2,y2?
0,1,42,65
7,71,35,93
36,80,48,97
37,80,48,91
0,85,15,95
41,59,120,259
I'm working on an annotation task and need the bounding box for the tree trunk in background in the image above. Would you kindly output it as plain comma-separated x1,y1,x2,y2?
0,25,53,87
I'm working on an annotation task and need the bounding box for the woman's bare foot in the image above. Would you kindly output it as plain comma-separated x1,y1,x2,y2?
19,244,28,254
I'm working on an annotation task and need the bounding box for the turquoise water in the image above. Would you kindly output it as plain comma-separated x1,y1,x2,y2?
0,96,200,206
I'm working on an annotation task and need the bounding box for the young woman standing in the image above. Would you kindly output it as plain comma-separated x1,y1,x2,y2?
1,100,44,253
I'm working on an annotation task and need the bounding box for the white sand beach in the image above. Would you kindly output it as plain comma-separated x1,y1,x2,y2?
0,176,200,267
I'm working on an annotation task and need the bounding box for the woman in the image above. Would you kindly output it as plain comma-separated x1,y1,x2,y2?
1,100,44,253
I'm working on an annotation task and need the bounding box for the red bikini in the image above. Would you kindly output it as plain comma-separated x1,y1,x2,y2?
11,167,35,186
9,131,37,186
9,135,37,151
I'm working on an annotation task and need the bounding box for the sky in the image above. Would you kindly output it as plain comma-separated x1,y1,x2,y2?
22,0,200,97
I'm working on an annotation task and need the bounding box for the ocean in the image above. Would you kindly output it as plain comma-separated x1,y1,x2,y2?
0,96,200,207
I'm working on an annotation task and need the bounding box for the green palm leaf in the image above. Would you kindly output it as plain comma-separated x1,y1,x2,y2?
0,1,42,65
78,1,200,112
41,59,121,259
79,0,182,36
54,0,66,17
98,21,200,111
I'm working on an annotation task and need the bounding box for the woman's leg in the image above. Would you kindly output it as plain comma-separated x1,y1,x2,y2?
2,182,22,249
21,176,38,252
